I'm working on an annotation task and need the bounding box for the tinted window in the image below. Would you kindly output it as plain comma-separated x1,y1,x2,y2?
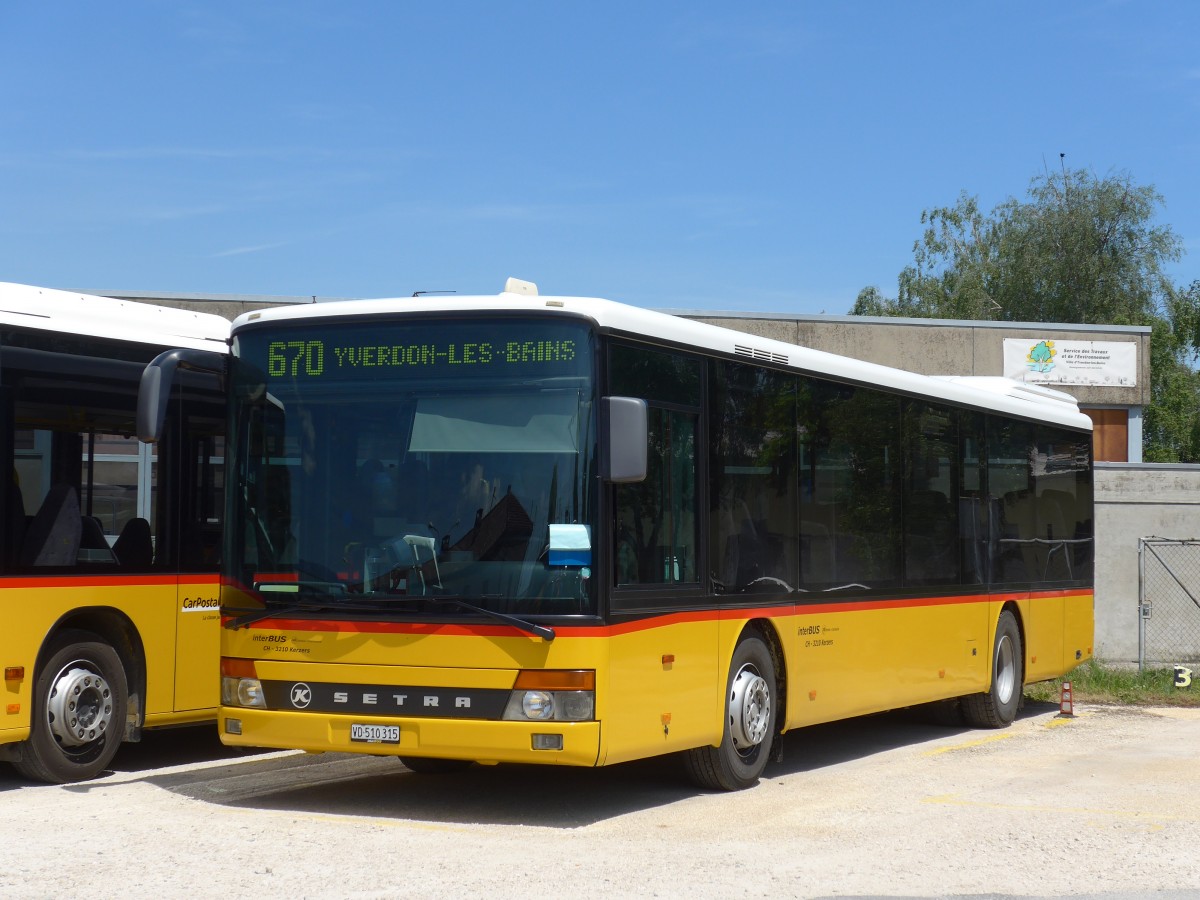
611,343,700,589
989,418,1036,584
800,381,901,590
902,402,960,586
709,361,797,594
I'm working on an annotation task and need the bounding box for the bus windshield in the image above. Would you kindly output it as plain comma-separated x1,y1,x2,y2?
228,316,598,617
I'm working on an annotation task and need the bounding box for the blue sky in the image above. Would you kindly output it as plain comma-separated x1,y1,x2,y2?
3,2,1198,313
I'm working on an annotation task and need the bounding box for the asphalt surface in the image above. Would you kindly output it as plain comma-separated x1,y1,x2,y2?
2,701,1199,899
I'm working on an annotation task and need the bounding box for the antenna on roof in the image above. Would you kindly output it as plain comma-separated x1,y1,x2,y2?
412,290,456,297
503,277,538,296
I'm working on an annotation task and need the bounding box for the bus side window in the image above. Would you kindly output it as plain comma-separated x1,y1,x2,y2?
610,342,701,588
613,407,698,585
22,484,82,567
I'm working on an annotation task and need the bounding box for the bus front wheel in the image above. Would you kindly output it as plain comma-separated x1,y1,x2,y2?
963,610,1023,728
14,630,129,784
684,634,777,791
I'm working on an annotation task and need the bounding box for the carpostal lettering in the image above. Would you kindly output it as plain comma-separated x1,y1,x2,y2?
181,596,219,612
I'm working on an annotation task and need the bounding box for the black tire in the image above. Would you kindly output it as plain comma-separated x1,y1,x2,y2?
962,610,1023,728
398,756,473,774
14,630,128,784
683,634,777,791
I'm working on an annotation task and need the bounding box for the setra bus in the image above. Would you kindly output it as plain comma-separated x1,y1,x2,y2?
150,278,1093,790
0,283,229,783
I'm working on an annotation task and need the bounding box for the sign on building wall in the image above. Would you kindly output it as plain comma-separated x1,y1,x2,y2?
1002,339,1137,386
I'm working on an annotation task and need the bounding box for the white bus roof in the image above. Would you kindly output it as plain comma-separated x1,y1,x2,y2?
0,282,230,352
232,287,1092,431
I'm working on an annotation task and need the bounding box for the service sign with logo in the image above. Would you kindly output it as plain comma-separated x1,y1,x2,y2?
1002,339,1137,386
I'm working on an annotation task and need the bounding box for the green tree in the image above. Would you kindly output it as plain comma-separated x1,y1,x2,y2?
852,168,1200,461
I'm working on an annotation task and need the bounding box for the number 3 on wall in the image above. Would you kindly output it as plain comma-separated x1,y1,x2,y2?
1174,666,1193,689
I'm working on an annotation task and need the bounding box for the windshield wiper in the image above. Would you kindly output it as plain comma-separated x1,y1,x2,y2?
425,597,555,642
226,593,555,641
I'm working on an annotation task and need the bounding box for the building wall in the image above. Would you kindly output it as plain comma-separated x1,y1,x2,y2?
89,289,322,321
1094,463,1200,663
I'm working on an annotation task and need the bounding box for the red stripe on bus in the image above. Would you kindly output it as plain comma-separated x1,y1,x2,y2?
223,588,1092,638
2,574,218,589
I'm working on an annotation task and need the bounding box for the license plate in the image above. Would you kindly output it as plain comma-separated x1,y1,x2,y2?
350,723,400,744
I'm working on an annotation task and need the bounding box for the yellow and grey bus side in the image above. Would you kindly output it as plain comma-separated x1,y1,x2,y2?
0,283,229,783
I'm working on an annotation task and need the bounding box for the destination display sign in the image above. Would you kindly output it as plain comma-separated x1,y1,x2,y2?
241,319,592,381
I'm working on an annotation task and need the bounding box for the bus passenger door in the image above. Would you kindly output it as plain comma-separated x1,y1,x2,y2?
166,397,225,713
174,576,221,711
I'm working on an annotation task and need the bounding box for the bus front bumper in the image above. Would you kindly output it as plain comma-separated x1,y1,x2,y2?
219,707,601,767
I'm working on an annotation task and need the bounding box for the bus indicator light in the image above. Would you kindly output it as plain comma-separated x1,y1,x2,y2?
513,669,594,691
4,667,23,681
220,657,258,678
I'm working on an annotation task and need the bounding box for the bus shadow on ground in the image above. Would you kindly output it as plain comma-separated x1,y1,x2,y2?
0,724,253,793
131,702,1058,829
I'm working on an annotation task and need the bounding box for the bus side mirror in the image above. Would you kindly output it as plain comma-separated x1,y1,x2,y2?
602,396,648,483
138,348,226,443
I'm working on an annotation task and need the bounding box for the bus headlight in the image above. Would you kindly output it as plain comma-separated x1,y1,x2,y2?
557,691,594,721
521,691,555,720
221,675,267,709
502,670,595,722
220,658,266,709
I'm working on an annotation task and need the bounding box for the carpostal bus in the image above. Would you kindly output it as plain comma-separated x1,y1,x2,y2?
0,283,229,783
150,278,1093,791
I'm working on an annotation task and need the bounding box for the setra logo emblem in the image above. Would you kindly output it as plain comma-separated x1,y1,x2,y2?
289,683,313,709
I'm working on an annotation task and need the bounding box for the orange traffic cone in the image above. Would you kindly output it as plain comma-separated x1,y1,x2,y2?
1059,681,1074,717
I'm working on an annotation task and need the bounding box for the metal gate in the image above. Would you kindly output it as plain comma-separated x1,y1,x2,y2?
1139,538,1200,669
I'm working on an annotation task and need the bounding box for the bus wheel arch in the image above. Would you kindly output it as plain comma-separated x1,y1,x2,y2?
13,628,131,783
683,622,782,791
48,608,146,740
962,604,1024,729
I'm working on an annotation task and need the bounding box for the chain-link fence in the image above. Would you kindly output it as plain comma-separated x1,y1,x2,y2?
1139,538,1200,669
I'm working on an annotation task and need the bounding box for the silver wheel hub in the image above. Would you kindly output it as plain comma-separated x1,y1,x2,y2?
46,664,114,748
729,664,771,749
995,634,1016,705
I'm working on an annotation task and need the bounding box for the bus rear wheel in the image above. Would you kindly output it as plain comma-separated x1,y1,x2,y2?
963,610,1023,728
684,634,777,791
14,630,129,784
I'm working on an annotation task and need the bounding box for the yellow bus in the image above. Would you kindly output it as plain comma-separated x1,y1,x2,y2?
0,283,228,783
165,278,1092,790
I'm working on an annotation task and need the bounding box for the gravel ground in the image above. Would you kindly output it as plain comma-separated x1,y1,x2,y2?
2,702,1199,899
